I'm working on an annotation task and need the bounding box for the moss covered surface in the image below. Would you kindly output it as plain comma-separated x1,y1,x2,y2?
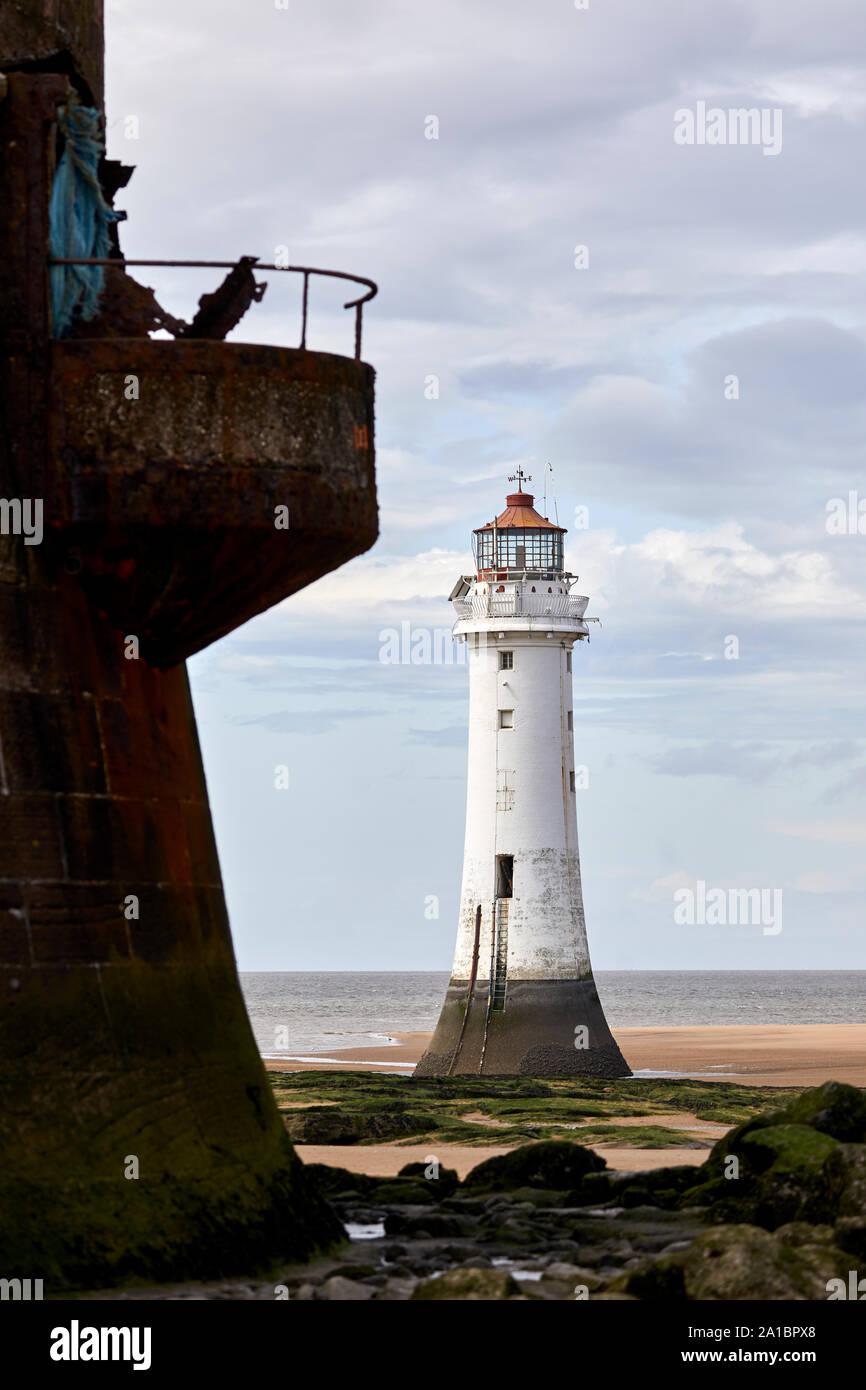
1,962,345,1290
268,1071,796,1148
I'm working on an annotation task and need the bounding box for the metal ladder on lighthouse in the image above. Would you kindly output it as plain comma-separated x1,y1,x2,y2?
491,898,509,1010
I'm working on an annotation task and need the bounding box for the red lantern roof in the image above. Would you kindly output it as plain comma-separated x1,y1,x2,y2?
474,491,564,533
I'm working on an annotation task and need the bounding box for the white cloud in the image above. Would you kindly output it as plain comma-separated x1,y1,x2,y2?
273,547,468,629
256,518,865,647
771,820,866,845
755,67,866,120
763,234,866,278
577,522,865,621
631,871,693,902
794,869,865,893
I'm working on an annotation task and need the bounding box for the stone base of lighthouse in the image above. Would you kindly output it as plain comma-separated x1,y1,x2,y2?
415,977,630,1078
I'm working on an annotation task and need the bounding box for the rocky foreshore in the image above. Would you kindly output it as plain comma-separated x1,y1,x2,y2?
81,1079,866,1301
289,1079,866,1300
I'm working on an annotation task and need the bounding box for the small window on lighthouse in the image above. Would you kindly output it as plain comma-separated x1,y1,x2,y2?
499,651,513,670
567,711,573,731
499,710,514,729
566,652,572,673
570,771,576,792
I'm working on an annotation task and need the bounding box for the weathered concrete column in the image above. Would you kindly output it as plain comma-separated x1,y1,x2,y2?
0,13,377,1289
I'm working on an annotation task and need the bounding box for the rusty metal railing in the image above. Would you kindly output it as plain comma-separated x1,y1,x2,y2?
48,258,378,359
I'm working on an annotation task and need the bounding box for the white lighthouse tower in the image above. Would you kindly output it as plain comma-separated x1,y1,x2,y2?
416,473,630,1077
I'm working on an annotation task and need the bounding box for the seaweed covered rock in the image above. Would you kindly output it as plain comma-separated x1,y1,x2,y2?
778,1082,866,1143
284,1108,437,1144
300,1162,367,1197
317,1275,377,1301
834,1218,866,1261
398,1161,460,1197
774,1221,837,1248
384,1209,476,1238
824,1143,866,1220
284,1110,367,1144
463,1140,605,1194
608,1165,700,1211
741,1124,840,1227
680,1120,841,1228
611,1224,850,1301
411,1267,520,1300
301,1162,443,1208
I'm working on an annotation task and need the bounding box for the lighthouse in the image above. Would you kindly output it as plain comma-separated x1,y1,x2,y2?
416,473,630,1077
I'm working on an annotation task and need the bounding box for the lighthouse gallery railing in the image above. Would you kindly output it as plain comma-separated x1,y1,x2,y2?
452,592,590,620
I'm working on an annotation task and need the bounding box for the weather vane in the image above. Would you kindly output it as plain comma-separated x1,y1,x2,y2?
508,466,532,490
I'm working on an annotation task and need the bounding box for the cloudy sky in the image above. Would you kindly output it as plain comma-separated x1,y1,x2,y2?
106,0,866,971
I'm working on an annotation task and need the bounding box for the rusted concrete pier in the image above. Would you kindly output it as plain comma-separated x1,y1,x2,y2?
0,3,377,1287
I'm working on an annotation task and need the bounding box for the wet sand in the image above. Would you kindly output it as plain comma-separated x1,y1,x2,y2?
619,1023,866,1088
271,1023,865,1179
264,1023,866,1088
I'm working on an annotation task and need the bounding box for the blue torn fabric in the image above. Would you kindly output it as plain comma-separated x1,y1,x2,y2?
49,99,121,338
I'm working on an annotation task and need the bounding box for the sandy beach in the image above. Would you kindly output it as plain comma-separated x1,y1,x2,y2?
264,1023,866,1088
293,1140,715,1177
266,1023,866,1177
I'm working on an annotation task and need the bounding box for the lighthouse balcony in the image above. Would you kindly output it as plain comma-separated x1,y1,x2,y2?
453,589,590,621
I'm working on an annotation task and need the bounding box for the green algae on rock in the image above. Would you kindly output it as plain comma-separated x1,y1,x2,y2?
412,1267,521,1300
779,1080,866,1142
610,1224,851,1301
463,1140,606,1193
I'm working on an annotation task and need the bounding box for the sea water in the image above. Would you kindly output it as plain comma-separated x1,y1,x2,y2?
240,970,865,1061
